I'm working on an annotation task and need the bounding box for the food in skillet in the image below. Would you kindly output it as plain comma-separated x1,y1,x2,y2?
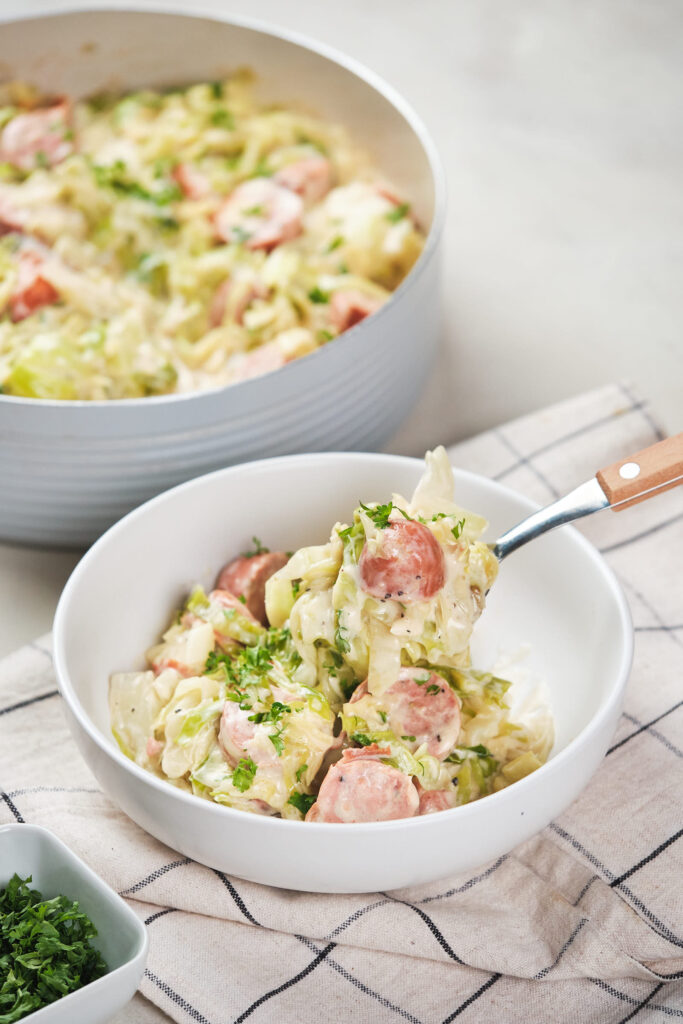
0,74,424,399
110,449,554,822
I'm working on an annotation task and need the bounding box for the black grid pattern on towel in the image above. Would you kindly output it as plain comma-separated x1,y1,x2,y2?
1,384,682,1024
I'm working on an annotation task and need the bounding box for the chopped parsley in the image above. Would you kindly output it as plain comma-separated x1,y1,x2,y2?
210,81,224,99
401,734,416,742
288,792,316,815
242,536,269,558
242,204,265,216
232,757,257,791
378,710,388,723
291,579,302,597
308,286,330,304
34,150,49,169
0,874,107,1020
248,701,291,726
230,225,252,244
317,329,335,344
295,764,308,782
326,235,344,253
269,731,285,756
386,202,410,223
464,744,493,758
334,609,350,654
351,732,373,747
238,594,247,604
451,518,466,541
92,160,182,205
426,684,441,695
211,108,235,129
359,500,394,529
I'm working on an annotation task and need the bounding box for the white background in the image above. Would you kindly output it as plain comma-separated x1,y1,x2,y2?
1,0,681,655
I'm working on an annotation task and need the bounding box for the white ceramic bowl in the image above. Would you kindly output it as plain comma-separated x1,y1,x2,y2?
0,7,445,548
0,823,147,1023
53,452,633,894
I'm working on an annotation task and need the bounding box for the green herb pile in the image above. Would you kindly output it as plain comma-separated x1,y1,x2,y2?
0,874,107,1022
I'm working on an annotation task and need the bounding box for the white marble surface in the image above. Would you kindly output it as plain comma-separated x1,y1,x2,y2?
1,0,681,659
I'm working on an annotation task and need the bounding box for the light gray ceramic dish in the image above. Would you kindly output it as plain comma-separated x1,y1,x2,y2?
0,823,147,1023
0,7,445,548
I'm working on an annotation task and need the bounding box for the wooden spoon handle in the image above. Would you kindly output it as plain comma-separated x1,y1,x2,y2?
596,433,683,509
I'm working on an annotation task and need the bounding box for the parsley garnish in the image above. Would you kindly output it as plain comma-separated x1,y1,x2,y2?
295,764,308,782
464,744,493,758
269,731,285,756
451,518,466,540
326,235,344,252
386,202,410,223
238,594,247,604
378,710,388,723
401,734,417,742
359,500,394,529
0,874,107,1019
232,757,257,791
34,150,49,169
211,108,235,129
210,81,224,99
242,536,269,558
334,609,350,654
351,732,373,746
288,792,316,815
230,225,252,244
426,684,441,695
248,701,291,726
317,329,334,344
242,204,265,216
291,579,301,597
308,286,330,304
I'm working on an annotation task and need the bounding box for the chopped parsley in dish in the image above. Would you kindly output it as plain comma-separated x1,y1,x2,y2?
0,874,107,1022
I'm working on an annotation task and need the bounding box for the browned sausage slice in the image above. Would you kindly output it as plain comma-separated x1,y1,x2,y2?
1,101,73,171
214,178,303,251
274,156,333,203
306,746,419,823
215,551,289,625
359,519,445,602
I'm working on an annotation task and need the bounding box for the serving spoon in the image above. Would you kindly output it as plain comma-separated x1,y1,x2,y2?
490,433,683,562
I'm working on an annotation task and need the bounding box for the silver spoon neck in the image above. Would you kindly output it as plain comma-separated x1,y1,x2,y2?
491,477,609,562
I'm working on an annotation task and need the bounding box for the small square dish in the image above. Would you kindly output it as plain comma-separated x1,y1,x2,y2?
0,823,148,1024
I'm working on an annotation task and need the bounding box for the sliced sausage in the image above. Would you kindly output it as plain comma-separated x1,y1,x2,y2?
146,737,164,759
274,156,333,204
8,249,59,322
1,101,73,172
415,782,457,815
351,668,461,760
208,277,268,328
214,178,303,251
227,341,286,385
384,668,461,759
306,746,419,823
172,162,211,200
219,700,272,766
359,519,445,602
215,551,289,625
329,290,382,332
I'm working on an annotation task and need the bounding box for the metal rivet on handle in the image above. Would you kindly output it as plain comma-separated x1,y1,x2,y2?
619,462,641,480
